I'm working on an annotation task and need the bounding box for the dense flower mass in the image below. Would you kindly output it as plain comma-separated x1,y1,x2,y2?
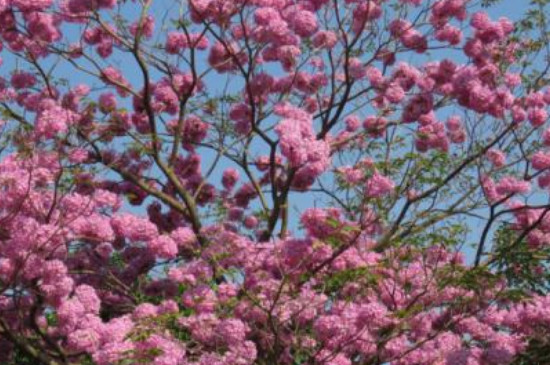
1,0,550,364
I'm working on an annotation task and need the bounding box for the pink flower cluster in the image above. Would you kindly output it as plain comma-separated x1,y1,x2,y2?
0,144,547,365
273,103,331,189
366,172,395,198
389,19,428,53
34,102,77,140
83,25,118,58
166,32,209,53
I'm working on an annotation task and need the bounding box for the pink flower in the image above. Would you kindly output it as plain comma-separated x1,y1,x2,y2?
216,319,249,345
111,214,159,242
526,92,546,108
181,115,209,147
366,173,395,198
486,149,506,168
384,83,405,103
542,128,550,146
208,41,247,73
93,342,135,365
25,12,61,43
435,25,462,45
539,172,550,189
283,7,318,37
140,335,185,365
445,115,461,130
74,285,101,314
67,329,100,353
254,7,281,25
98,92,117,113
481,175,504,202
243,215,259,229
352,2,382,32
170,227,197,249
301,208,344,238
470,12,512,44
230,103,252,135
228,207,243,221
345,115,361,132
363,116,388,138
274,105,328,184
511,105,527,123
401,30,428,53
528,108,548,127
471,12,491,30
149,235,178,259
337,166,364,185
182,285,217,313
505,72,522,88
11,71,36,89
166,31,209,53
13,0,53,11
312,30,338,48
495,177,530,195
34,104,76,140
101,67,131,97
531,151,550,170
402,93,433,123
166,32,186,54
68,148,89,163
276,45,302,71
366,66,386,87
222,168,239,190
316,351,351,365
349,58,366,79
129,15,155,39
133,303,158,319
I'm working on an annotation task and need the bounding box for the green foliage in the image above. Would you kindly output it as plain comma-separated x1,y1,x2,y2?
531,0,550,6
512,336,550,365
402,223,469,249
317,267,378,294
127,312,192,348
492,224,550,295
291,348,315,365
379,150,453,190
45,311,58,327
10,349,35,365
436,264,499,292
109,251,126,269
480,0,503,7
76,355,97,365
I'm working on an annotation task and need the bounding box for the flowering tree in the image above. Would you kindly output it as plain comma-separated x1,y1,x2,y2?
2,0,550,364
